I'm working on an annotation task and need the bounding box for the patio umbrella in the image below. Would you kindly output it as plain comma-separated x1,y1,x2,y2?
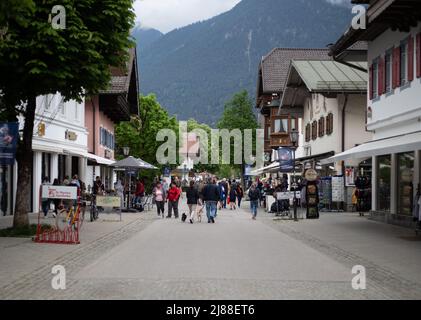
111,156,158,212
112,156,158,170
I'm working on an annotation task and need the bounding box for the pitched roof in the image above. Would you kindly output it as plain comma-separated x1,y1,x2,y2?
290,60,367,92
259,48,332,93
100,47,137,94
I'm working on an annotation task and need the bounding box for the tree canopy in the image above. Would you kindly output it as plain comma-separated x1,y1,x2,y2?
0,0,135,227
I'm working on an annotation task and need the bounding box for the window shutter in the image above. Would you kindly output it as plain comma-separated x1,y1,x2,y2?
408,35,414,82
417,33,421,78
378,57,384,95
369,64,374,100
392,47,399,89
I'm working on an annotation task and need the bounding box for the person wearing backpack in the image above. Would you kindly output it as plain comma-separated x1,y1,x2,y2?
236,184,244,208
248,183,260,220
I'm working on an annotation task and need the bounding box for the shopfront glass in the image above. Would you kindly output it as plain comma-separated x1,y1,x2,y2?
0,165,11,215
397,152,414,216
377,155,391,212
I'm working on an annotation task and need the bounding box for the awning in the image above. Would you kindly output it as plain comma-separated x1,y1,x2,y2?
322,131,421,164
87,153,115,166
250,162,280,175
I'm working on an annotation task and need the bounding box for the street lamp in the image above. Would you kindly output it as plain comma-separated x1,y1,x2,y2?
123,146,131,212
123,147,130,156
290,129,299,221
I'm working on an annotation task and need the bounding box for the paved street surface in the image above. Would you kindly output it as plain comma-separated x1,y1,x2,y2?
0,199,421,300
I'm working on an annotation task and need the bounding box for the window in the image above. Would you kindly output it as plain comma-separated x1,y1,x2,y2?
318,117,325,137
305,124,310,142
326,113,333,135
311,121,317,140
385,51,392,93
59,97,65,115
273,118,288,133
274,119,281,133
74,102,79,120
266,126,271,139
400,41,408,86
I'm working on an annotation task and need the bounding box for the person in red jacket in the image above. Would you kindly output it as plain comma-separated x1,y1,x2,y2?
134,179,145,207
167,182,181,219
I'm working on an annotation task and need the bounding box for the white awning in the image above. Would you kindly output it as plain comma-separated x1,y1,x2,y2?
86,153,115,166
322,131,421,164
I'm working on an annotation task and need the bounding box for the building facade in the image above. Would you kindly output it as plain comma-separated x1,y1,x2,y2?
329,0,421,226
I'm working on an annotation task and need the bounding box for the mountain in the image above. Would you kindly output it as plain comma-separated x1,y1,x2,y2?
138,0,353,126
132,26,163,54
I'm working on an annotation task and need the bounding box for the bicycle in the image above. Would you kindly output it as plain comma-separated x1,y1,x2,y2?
55,200,85,231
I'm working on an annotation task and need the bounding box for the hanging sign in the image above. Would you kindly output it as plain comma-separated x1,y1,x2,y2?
277,148,294,172
0,122,19,166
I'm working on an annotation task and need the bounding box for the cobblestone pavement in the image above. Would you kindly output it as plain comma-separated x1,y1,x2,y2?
1,201,420,300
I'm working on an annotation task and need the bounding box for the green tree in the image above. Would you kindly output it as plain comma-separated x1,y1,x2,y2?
0,0,135,227
115,94,178,187
217,90,258,183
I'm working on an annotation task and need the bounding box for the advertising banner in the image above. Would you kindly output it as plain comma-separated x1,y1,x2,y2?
277,148,294,172
345,167,355,186
96,196,122,207
42,185,78,200
332,176,345,202
0,122,19,166
276,191,301,200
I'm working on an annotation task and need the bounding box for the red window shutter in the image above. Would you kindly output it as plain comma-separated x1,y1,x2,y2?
417,33,421,78
369,64,373,100
378,57,384,95
392,47,400,89
408,35,414,82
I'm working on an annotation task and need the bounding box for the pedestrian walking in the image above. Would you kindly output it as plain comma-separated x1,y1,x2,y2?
153,181,167,218
186,180,200,224
249,183,260,220
202,178,220,223
237,184,244,208
167,182,181,218
229,185,237,210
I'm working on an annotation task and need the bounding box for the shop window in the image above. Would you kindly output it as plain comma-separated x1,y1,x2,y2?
311,121,317,140
318,117,325,137
305,124,310,142
372,59,379,99
377,155,391,212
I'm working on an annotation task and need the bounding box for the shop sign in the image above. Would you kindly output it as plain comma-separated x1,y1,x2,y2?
96,196,121,207
305,169,318,181
276,191,301,200
277,148,294,172
0,122,19,166
42,185,77,200
65,130,77,141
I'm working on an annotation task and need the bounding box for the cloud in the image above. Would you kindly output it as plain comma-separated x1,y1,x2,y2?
134,0,241,33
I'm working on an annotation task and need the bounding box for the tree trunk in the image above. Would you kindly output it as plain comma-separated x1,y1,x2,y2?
13,96,36,228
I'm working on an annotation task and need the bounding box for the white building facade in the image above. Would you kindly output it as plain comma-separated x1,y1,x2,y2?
30,93,88,213
329,1,421,226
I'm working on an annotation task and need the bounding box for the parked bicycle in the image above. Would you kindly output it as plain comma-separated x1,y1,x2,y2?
90,194,99,222
55,200,85,231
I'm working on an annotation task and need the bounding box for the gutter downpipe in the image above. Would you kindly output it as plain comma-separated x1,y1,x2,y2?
341,94,349,211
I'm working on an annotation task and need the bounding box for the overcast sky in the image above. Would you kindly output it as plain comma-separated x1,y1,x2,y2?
134,0,351,34
134,0,242,33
